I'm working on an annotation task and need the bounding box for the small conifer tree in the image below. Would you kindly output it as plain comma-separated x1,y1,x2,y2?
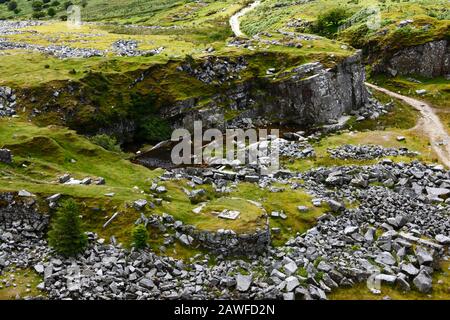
132,224,149,249
48,199,88,256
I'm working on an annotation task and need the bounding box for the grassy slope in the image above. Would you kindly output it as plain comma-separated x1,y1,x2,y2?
231,182,329,246
0,0,215,22
240,0,449,39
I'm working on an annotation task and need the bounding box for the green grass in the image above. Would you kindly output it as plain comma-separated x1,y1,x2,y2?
286,128,438,173
231,182,328,246
0,119,265,251
0,0,246,24
0,117,325,250
0,118,164,242
370,74,450,109
197,197,266,233
0,268,45,300
329,260,450,300
0,118,160,189
346,91,420,131
239,0,450,47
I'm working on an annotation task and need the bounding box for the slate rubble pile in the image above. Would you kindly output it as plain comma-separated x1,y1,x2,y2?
350,96,392,122
1,158,449,300
0,21,165,58
178,56,247,84
111,39,164,57
0,40,104,59
328,144,419,160
0,20,44,36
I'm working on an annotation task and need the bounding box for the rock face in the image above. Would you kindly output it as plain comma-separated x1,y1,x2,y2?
162,52,369,130
374,40,450,78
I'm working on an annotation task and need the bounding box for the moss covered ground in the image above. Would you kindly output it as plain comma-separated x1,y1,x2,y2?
0,268,45,300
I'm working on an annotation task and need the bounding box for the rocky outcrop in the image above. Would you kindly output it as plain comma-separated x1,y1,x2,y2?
0,86,16,117
373,40,450,78
162,51,369,130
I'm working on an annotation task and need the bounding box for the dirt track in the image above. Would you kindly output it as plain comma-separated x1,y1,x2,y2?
230,1,261,37
367,82,450,167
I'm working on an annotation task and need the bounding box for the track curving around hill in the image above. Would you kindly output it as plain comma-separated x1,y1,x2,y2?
230,0,261,38
367,82,450,168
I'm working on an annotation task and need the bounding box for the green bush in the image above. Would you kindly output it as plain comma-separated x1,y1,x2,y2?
64,1,73,10
32,1,43,11
311,7,352,38
47,7,56,17
48,199,88,257
132,224,149,250
32,11,46,19
136,116,172,142
7,1,18,11
89,134,121,153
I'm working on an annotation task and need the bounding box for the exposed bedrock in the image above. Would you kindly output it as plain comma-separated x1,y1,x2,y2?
373,40,450,78
20,52,368,140
161,52,369,131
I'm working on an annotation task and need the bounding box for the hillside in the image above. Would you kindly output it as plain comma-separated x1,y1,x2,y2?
0,0,449,303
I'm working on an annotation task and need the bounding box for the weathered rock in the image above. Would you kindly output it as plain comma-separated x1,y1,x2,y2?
133,199,148,211
236,274,252,292
0,149,12,163
285,276,300,292
435,234,450,245
413,272,432,293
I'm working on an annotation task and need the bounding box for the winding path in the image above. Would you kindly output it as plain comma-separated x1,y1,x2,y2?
366,82,450,167
230,0,261,38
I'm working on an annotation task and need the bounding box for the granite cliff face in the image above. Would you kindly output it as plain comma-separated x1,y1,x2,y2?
373,40,450,78
161,51,369,130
